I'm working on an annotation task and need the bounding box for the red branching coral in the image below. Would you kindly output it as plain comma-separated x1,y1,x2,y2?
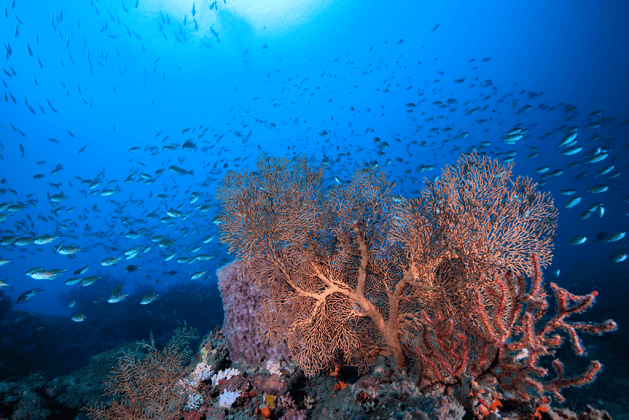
475,254,618,402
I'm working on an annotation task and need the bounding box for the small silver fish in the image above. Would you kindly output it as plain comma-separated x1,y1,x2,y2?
17,286,43,303
587,184,608,194
71,313,86,322
559,189,577,196
568,236,587,245
168,165,194,176
101,256,121,266
606,231,626,242
191,270,208,280
560,145,582,156
140,293,160,305
563,197,581,209
108,293,129,303
80,275,101,286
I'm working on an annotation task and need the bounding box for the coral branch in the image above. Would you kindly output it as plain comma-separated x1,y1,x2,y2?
479,255,618,402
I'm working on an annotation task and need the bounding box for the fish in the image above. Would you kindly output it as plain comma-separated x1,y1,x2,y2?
595,205,605,218
168,165,194,175
57,244,83,255
17,287,43,303
595,232,609,242
125,265,140,273
191,270,208,280
182,140,197,150
80,275,101,286
73,265,90,275
560,145,582,156
596,165,615,177
563,197,581,209
140,292,160,305
210,26,219,43
0,257,13,266
606,231,626,242
167,209,184,217
33,235,60,245
568,236,587,245
587,184,608,194
610,253,628,263
43,100,58,115
14,237,35,247
27,268,67,280
558,132,578,147
584,152,608,164
101,257,121,266
0,280,11,289
65,278,82,286
71,313,86,322
108,292,129,303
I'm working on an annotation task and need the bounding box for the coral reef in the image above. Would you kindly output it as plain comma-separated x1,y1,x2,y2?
0,154,621,419
0,324,622,419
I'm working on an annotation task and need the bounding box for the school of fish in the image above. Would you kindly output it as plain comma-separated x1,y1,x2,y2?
0,0,627,326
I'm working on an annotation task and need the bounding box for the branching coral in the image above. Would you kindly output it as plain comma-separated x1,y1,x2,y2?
85,325,198,420
216,152,616,402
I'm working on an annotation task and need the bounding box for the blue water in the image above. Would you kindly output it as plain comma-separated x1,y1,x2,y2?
0,0,627,406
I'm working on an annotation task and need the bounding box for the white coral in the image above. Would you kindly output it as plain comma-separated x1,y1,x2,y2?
186,392,204,410
211,367,240,387
266,360,281,376
218,389,240,408
190,362,213,386
176,362,213,410
179,362,214,391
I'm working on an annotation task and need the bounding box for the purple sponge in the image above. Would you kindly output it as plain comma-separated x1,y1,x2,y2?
217,259,292,368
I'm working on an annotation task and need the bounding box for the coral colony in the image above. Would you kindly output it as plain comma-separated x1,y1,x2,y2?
215,154,616,407
89,153,617,419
